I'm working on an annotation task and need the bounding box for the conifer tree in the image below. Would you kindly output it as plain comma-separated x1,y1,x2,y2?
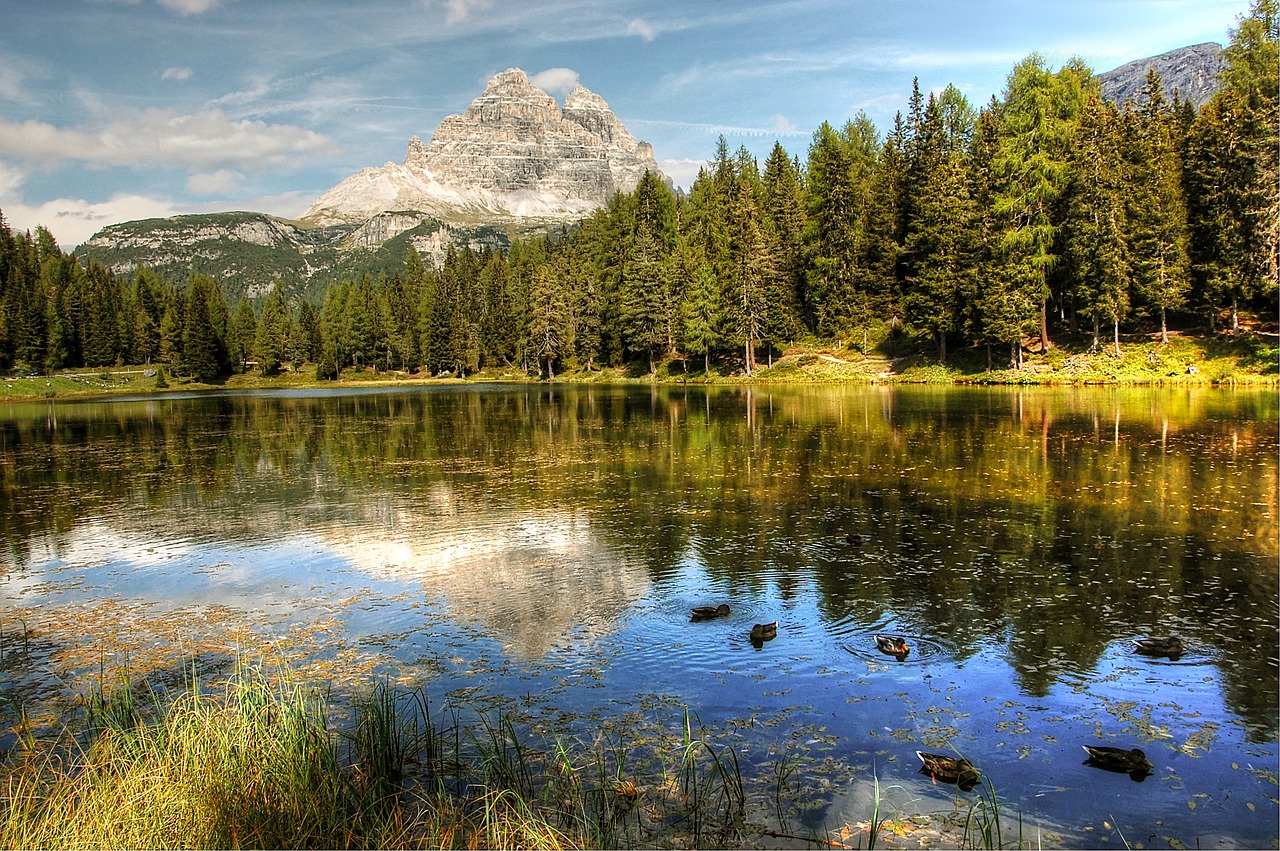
1127,71,1191,343
182,274,222,381
1064,96,1131,353
903,92,979,363
1185,0,1278,330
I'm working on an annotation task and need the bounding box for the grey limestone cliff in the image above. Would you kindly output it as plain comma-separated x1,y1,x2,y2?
303,68,665,225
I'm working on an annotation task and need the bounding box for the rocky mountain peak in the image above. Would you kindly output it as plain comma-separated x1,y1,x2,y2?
1098,42,1225,109
302,68,665,226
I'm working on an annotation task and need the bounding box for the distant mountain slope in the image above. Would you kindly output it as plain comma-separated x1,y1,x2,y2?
75,211,511,305
1098,43,1225,108
76,68,665,301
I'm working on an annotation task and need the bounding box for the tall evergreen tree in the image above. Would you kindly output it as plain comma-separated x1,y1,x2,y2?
182,274,223,381
1127,71,1191,343
1185,0,1279,329
1064,96,1131,353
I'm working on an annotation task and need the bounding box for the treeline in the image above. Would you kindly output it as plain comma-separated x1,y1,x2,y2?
0,2,1274,380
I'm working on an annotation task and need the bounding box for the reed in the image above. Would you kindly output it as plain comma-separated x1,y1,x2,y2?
0,661,879,849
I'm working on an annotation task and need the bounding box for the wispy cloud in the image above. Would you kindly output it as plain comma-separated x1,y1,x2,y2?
627,18,656,41
420,0,494,25
156,0,222,15
0,110,336,172
186,169,243,194
161,66,192,81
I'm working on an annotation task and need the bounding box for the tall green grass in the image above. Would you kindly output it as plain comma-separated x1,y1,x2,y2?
0,662,765,849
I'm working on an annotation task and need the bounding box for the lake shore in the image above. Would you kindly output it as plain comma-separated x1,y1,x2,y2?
2,331,1275,403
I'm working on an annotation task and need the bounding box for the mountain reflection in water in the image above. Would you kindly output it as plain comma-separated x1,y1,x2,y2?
0,384,1275,848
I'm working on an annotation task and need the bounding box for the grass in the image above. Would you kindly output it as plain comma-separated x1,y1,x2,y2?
2,327,1273,403
0,661,776,849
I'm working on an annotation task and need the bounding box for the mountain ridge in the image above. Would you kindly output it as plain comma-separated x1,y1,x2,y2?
76,48,1227,302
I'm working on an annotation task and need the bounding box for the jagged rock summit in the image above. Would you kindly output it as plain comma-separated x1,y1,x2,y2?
303,68,665,226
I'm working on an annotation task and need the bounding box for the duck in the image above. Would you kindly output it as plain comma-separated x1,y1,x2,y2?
690,604,731,621
749,622,778,643
874,634,910,659
845,533,864,546
1082,745,1153,780
916,751,979,791
1133,636,1184,659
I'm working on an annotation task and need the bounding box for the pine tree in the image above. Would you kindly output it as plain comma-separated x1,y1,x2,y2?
991,55,1087,352
727,177,771,375
253,281,291,374
182,274,222,381
1127,71,1191,343
903,92,979,363
1064,96,1131,353
1185,0,1279,330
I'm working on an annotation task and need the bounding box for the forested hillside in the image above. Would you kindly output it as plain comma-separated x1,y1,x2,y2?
1,1,1274,382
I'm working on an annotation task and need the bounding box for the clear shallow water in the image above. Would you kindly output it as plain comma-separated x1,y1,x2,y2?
0,384,1276,847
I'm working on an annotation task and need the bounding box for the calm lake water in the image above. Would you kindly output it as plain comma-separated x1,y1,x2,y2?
1,384,1276,848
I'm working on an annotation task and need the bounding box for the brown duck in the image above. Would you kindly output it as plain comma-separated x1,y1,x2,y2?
750,622,778,643
1082,745,1154,781
690,604,731,621
916,751,979,791
1133,637,1184,660
875,634,910,660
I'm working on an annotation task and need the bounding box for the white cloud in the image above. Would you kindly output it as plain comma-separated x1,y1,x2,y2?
186,169,243,194
627,18,656,41
161,66,193,81
156,0,222,15
0,109,336,172
772,114,799,135
531,67,580,96
658,158,707,191
4,193,182,250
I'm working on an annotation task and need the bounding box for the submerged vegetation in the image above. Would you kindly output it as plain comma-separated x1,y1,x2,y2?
0,660,1021,850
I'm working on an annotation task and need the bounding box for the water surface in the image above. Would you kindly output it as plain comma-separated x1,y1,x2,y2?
1,384,1276,847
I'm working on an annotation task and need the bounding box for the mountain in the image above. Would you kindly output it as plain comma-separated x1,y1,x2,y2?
75,210,514,305
76,68,666,300
301,68,665,226
1098,42,1225,108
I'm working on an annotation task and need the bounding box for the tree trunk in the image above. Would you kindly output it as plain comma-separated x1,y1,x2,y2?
704,351,710,375
1231,294,1240,333
744,339,752,377
1160,306,1168,345
937,332,947,365
546,357,554,380
1113,315,1121,356
1040,298,1052,351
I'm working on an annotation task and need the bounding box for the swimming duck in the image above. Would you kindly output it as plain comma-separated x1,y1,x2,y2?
1082,745,1153,780
690,604,731,621
1133,637,1184,659
874,634,910,659
845,533,864,546
749,622,778,643
916,751,979,791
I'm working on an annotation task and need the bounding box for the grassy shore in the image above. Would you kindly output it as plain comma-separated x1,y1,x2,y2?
0,661,910,850
1,329,1275,403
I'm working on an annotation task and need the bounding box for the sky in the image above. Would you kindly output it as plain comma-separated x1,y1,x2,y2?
0,0,1251,250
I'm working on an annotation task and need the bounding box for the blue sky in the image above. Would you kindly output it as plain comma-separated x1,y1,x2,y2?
0,0,1249,249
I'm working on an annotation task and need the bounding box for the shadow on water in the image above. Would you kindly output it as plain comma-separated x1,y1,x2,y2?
0,384,1276,847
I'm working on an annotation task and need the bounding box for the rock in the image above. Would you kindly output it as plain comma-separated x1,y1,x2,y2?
303,68,666,226
1098,43,1225,109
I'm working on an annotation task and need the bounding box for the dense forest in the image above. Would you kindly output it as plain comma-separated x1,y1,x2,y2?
0,1,1275,381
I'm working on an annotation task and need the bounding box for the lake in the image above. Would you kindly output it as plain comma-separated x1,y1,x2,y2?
1,384,1276,848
